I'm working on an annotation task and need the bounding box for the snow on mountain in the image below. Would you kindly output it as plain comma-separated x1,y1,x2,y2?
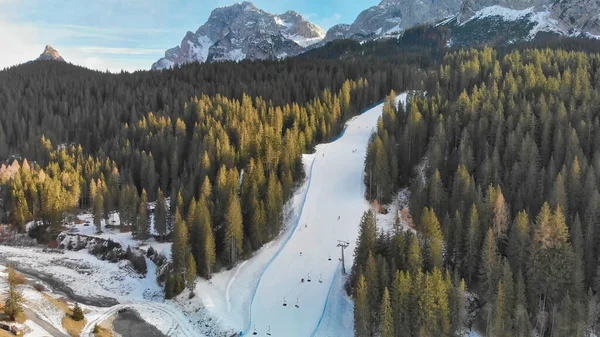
323,0,600,43
35,45,65,62
152,2,324,70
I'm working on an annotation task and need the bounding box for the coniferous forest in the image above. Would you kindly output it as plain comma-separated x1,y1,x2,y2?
2,26,600,334
0,53,422,297
359,47,600,336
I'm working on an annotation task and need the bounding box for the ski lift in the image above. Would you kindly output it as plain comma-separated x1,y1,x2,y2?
282,297,287,307
295,298,299,308
307,273,311,282
266,326,272,336
252,325,257,335
319,274,323,283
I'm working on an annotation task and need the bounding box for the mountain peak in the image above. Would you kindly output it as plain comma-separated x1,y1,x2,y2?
152,2,324,70
36,45,65,62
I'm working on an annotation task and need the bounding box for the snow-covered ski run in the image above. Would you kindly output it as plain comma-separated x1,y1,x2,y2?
244,93,408,337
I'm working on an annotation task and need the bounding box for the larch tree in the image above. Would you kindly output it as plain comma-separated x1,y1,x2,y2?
171,209,189,276
224,194,243,264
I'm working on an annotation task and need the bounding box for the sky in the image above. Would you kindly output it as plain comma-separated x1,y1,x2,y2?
0,0,378,72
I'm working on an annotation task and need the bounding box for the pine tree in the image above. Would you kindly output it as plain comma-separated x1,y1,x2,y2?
136,189,150,242
186,252,197,296
171,209,189,275
224,194,243,264
379,287,394,337
354,274,369,337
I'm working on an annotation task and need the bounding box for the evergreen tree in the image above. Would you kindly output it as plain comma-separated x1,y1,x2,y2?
224,194,243,264
354,274,369,337
186,252,197,296
71,302,84,321
155,188,168,241
4,265,23,320
379,287,394,337
135,189,150,242
171,209,189,275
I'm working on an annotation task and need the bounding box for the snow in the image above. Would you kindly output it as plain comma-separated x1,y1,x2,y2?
274,16,292,28
24,320,52,337
226,49,246,62
244,93,409,336
191,35,213,63
528,9,564,39
461,5,534,26
282,33,324,48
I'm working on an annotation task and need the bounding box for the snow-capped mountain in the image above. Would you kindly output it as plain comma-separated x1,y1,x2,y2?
152,1,325,70
324,0,461,42
325,0,600,42
36,45,65,62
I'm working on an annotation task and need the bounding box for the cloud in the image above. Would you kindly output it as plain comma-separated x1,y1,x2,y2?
76,46,164,55
0,18,155,72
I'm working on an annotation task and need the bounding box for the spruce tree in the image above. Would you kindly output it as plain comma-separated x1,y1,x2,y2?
136,189,150,242
71,302,84,321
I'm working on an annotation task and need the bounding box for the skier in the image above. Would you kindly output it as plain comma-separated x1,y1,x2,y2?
253,325,257,335
305,223,307,228
319,274,323,283
307,273,311,282
283,297,287,306
300,251,302,256
338,215,340,220
266,326,272,336
328,254,332,261
301,278,305,283
295,299,299,308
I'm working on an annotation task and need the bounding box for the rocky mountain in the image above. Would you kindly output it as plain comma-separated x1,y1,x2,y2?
324,0,461,42
152,1,325,70
36,45,65,62
154,0,600,69
326,0,600,42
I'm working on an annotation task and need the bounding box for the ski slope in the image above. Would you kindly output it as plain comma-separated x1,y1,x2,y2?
245,93,408,337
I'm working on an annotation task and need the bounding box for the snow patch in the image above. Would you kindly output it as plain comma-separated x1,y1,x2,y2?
461,5,534,26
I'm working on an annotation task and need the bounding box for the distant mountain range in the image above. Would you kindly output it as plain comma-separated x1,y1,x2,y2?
151,0,600,69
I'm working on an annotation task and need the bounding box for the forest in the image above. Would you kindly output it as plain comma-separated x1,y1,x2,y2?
3,26,600,331
359,47,600,336
0,49,424,297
